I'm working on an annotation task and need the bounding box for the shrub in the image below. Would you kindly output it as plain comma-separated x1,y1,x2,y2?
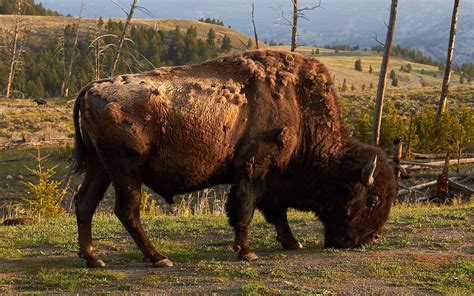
413,105,437,152
341,79,348,92
353,113,372,144
22,149,67,219
390,69,396,80
140,188,157,216
355,59,362,72
380,100,406,151
412,105,472,153
392,77,399,87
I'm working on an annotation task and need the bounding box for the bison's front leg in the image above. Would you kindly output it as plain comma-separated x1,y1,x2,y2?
260,206,303,250
226,180,263,261
113,179,173,268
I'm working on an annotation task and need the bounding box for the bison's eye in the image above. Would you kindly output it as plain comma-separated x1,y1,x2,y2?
366,195,380,208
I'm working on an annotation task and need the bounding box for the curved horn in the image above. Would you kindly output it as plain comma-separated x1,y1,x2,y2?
361,155,377,186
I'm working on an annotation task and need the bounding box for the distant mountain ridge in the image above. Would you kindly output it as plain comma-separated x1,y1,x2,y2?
0,0,59,16
35,0,473,64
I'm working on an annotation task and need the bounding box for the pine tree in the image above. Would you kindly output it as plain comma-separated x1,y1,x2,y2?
341,79,347,92
220,35,232,52
392,76,398,87
246,38,253,49
390,69,396,80
354,59,362,71
207,28,216,48
369,65,373,73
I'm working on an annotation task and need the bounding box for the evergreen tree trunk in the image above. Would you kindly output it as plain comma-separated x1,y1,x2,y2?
109,0,138,77
435,0,460,125
252,3,259,49
290,0,298,52
371,0,399,146
5,0,23,99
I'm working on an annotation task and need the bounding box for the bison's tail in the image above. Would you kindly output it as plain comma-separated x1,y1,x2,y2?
71,87,88,175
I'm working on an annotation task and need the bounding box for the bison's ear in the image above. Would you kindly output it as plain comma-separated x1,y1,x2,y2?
361,155,377,186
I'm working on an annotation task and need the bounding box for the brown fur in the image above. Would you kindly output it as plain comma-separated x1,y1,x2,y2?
72,49,396,267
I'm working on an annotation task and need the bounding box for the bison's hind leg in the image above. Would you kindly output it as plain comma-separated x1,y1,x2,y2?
75,155,111,267
112,176,172,268
259,203,303,250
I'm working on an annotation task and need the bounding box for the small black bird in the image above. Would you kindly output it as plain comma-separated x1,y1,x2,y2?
33,98,47,106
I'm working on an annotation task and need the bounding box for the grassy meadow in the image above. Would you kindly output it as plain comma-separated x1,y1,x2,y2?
0,204,473,294
274,46,468,93
0,19,473,293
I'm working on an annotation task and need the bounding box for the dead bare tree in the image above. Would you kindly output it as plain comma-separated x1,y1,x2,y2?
404,110,414,158
90,19,108,80
109,0,139,77
251,3,259,49
391,138,404,182
61,3,84,97
275,0,322,52
435,0,460,125
5,0,24,99
371,0,399,146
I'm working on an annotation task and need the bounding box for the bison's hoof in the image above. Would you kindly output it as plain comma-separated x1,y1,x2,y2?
153,258,173,268
238,252,259,261
86,258,106,268
233,243,241,252
282,241,304,250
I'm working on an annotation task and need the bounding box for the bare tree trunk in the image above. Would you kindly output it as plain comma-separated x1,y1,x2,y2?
62,3,84,97
5,0,23,99
432,152,450,202
94,40,101,81
290,0,298,52
93,19,102,80
391,138,403,183
109,0,138,77
404,112,414,158
371,0,399,146
251,3,259,49
435,0,460,125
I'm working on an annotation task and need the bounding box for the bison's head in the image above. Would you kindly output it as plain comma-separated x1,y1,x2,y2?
315,149,396,249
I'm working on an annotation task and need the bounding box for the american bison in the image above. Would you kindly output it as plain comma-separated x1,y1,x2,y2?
72,49,396,268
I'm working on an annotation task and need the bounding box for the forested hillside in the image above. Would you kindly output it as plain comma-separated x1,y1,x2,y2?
0,0,59,16
0,18,251,98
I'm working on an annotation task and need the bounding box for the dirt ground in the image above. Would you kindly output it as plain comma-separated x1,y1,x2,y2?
0,205,473,294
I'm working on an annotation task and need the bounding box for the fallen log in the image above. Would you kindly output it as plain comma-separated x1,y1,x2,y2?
412,152,474,159
398,177,461,195
406,173,471,179
449,180,474,195
401,158,474,168
2,217,35,226
0,138,73,151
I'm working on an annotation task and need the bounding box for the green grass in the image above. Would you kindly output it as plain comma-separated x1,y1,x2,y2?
0,204,472,294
